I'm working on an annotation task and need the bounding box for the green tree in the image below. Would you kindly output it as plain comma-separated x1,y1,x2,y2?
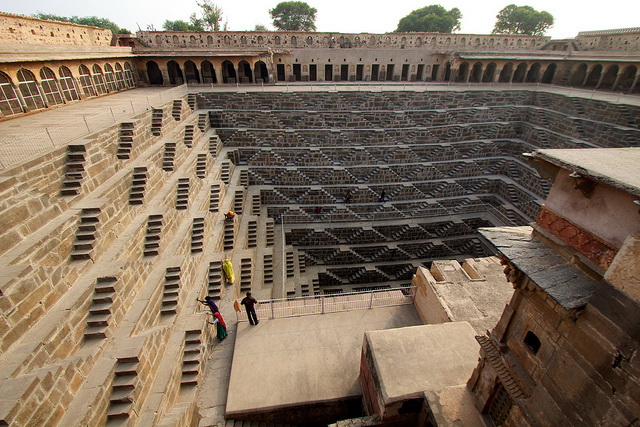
33,12,130,33
254,24,269,31
395,5,462,33
163,14,205,31
269,1,317,31
492,4,554,36
197,0,224,31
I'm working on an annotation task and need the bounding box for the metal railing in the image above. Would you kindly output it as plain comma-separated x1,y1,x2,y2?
235,285,416,322
0,84,188,170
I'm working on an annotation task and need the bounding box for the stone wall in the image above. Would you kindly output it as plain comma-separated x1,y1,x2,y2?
137,30,548,52
575,27,640,51
0,12,113,46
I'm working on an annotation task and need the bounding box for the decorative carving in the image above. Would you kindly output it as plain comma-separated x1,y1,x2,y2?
500,256,523,286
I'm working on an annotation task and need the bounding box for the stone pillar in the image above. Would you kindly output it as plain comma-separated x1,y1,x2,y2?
450,68,458,82
612,71,623,91
595,71,606,89
580,66,591,86
630,73,640,93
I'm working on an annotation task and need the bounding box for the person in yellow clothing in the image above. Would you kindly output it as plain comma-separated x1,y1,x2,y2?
222,259,235,284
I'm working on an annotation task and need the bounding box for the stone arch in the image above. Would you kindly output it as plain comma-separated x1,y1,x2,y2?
224,35,231,45
201,60,217,84
416,37,422,47
207,35,214,45
78,64,97,97
526,63,541,82
58,66,80,101
189,35,197,44
291,36,297,47
401,37,407,48
184,60,200,84
172,35,179,44
306,36,313,45
146,61,163,85
617,65,637,91
237,60,253,83
445,37,451,45
456,62,469,82
499,62,513,82
124,62,136,87
221,60,237,83
460,37,466,46
541,63,557,84
585,64,603,87
104,63,117,92
482,62,497,82
91,64,107,94
275,36,281,45
475,38,481,46
17,68,45,110
114,63,126,90
369,36,376,45
431,37,437,46
167,60,184,85
470,62,483,82
0,71,22,116
600,65,618,89
155,35,162,45
570,63,588,86
39,66,64,106
513,62,527,83
257,36,264,44
254,61,269,83
240,35,247,45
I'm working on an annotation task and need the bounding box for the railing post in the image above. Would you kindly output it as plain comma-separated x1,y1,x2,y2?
321,296,325,314
369,290,374,309
271,300,275,319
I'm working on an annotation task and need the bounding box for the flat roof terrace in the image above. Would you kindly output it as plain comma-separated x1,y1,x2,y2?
225,298,422,424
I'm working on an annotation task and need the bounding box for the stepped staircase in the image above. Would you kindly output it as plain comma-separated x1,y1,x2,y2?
61,144,87,196
162,267,180,315
84,276,117,339
71,208,100,261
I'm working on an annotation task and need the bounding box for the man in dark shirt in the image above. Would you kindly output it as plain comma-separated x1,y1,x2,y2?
240,291,259,325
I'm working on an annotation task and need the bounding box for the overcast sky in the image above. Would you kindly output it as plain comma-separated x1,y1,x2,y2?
1,0,638,39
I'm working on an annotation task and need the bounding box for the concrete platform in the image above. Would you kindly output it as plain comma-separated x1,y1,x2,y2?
360,322,480,424
225,304,422,424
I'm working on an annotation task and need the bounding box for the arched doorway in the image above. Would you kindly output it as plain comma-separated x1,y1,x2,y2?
254,61,269,83
482,62,497,82
124,62,136,87
541,63,557,84
499,63,513,82
184,60,200,84
17,68,45,110
443,62,452,81
456,62,469,82
92,64,107,94
470,62,483,82
600,65,618,89
238,60,253,83
114,63,126,90
146,61,163,85
39,67,64,106
570,64,588,86
0,71,22,116
58,66,80,101
585,64,602,87
513,63,527,83
222,60,237,83
78,65,97,97
525,63,541,82
104,64,117,92
201,61,217,84
167,61,184,85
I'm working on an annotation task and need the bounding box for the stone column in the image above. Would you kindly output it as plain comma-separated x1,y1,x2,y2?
630,73,640,93
611,71,623,91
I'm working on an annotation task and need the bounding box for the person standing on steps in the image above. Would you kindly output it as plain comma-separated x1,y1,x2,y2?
379,190,386,203
209,309,228,341
240,291,259,325
197,296,219,315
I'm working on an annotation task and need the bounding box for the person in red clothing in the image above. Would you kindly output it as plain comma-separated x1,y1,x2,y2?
209,309,228,341
240,291,259,325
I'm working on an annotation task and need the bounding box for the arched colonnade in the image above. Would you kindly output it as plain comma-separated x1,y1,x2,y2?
144,58,270,85
0,61,136,118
